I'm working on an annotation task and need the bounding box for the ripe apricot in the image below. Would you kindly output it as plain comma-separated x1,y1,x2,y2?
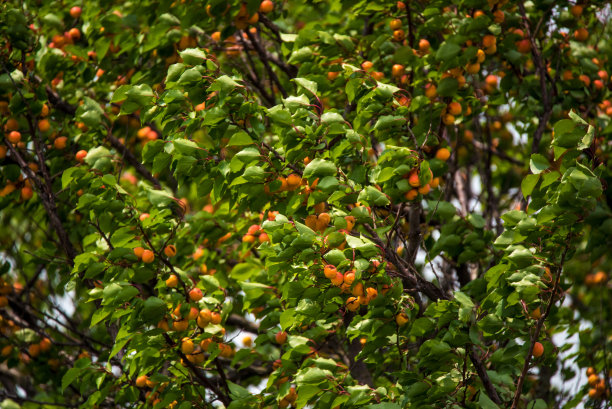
418,184,430,195
424,83,437,98
21,187,33,200
346,297,360,311
493,10,504,23
164,245,177,258
316,212,330,231
435,147,451,161
587,373,600,386
391,64,404,77
70,6,82,18
419,39,430,52
54,136,67,149
259,0,274,13
7,131,21,144
483,35,496,48
275,331,287,344
392,29,405,42
75,150,87,162
343,272,355,285
351,282,364,297
141,249,155,263
345,215,355,230
181,338,195,354
532,341,544,358
396,312,409,326
408,171,420,187
371,71,384,81
593,271,608,285
172,319,189,332
365,287,378,301
330,272,344,286
189,288,203,301
448,102,462,116
570,4,583,17
133,247,144,259
465,62,480,74
324,265,337,279
166,274,178,287
574,27,588,41
361,61,374,71
405,189,418,200
286,173,301,189
5,118,19,132
38,119,51,132
210,311,222,325
68,28,80,40
135,375,148,388
442,113,455,125
389,19,402,30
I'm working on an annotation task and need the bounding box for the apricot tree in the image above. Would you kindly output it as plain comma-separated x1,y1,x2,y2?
0,0,611,408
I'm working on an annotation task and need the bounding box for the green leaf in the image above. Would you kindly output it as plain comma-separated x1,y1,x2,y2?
437,77,458,97
173,139,199,155
321,112,344,124
141,297,167,324
478,392,500,409
521,173,540,197
90,307,112,327
227,131,253,146
303,158,337,178
295,367,331,385
529,154,549,174
436,42,461,60
372,115,404,130
179,48,206,65
357,186,390,206
293,77,318,95
62,367,84,392
111,85,131,103
363,404,401,409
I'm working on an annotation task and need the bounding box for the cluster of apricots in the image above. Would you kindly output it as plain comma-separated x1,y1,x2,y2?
134,375,175,407
242,223,269,244
586,367,611,400
136,126,159,143
403,154,447,201
133,246,156,264
1,290,58,367
584,271,608,287
322,264,379,311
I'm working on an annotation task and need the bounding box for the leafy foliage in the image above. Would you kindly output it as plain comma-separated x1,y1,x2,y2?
0,0,611,408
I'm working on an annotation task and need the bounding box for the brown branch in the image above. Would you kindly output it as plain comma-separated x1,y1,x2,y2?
226,314,260,333
517,1,553,154
105,129,162,189
261,141,302,175
3,140,76,263
244,29,288,98
469,348,502,404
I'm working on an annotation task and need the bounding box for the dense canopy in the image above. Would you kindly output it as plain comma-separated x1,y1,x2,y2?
0,0,611,408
